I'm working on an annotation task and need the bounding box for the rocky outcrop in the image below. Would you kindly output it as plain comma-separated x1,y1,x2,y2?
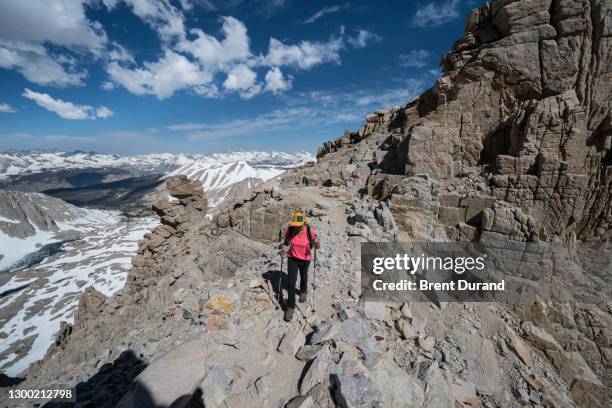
0,190,82,239
285,0,611,245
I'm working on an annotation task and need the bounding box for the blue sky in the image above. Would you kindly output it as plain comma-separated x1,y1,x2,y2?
0,0,475,154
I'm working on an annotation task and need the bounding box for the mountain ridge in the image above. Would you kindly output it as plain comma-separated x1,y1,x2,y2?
0,150,314,181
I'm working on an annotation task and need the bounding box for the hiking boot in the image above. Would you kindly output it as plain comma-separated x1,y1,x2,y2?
284,308,294,322
299,292,307,303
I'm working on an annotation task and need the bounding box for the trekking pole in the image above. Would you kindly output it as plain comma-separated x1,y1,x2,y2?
311,248,316,314
278,253,284,310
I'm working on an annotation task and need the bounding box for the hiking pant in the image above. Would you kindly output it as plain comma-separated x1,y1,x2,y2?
287,256,310,309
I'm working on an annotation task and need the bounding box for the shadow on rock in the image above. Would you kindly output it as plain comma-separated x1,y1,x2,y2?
262,269,288,310
43,350,146,408
0,373,25,387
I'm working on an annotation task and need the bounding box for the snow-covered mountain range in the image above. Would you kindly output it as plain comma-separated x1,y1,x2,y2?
0,150,313,181
166,152,313,208
0,150,314,212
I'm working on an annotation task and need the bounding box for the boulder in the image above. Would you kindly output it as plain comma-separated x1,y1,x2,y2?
200,362,235,408
295,345,323,362
418,336,435,352
117,338,208,408
522,322,561,351
278,330,306,357
333,356,424,408
363,301,386,321
506,326,533,368
422,364,454,408
396,320,418,340
456,333,501,396
400,302,412,319
299,351,333,394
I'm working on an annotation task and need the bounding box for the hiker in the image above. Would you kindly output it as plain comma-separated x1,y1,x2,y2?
280,211,320,321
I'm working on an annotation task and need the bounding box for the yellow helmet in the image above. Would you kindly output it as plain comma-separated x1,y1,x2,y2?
290,211,307,226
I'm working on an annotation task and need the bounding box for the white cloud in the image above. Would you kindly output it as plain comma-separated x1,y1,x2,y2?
178,0,193,11
223,64,256,90
179,16,251,69
264,67,292,94
101,81,115,91
303,5,342,24
410,0,461,27
108,43,135,63
399,49,431,68
22,88,114,120
193,83,220,98
106,50,212,99
95,106,114,118
223,64,261,99
166,122,207,131
265,35,343,70
0,0,107,50
0,1,108,87
0,102,16,113
347,29,381,49
104,16,359,99
0,40,87,87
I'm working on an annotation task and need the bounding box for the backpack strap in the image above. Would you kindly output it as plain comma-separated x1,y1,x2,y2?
283,226,295,246
283,225,314,248
306,225,313,249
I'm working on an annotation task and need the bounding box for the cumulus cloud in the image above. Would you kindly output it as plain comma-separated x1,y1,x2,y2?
0,102,16,113
103,14,364,99
265,35,343,70
303,5,343,24
0,40,87,87
347,29,381,49
0,0,107,50
264,67,292,94
106,50,212,99
223,64,261,99
22,88,114,120
178,16,251,69
399,49,431,68
410,0,461,27
0,1,379,99
95,106,114,118
0,1,108,87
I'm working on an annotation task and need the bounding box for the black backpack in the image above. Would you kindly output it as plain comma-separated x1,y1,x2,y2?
284,225,314,249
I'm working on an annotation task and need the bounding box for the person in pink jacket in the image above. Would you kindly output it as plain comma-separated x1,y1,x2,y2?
280,211,320,321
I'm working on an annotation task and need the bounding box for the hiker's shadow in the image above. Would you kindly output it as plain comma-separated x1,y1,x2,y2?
262,269,288,311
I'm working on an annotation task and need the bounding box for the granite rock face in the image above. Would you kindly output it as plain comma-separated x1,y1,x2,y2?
285,0,611,244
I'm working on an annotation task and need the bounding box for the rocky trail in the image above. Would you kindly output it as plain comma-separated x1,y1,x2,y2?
3,182,607,408
2,0,611,406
